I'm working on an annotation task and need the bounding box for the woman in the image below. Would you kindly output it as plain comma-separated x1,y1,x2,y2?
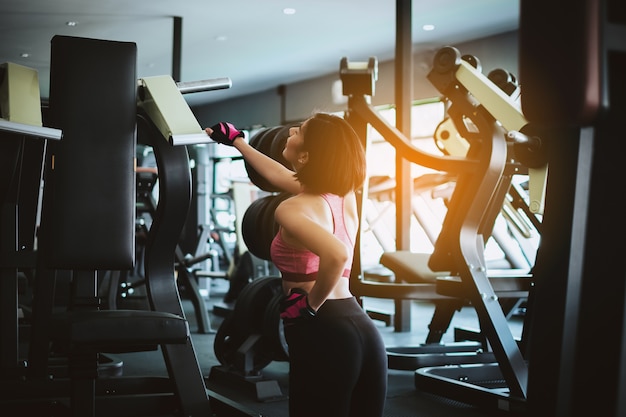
205,113,387,417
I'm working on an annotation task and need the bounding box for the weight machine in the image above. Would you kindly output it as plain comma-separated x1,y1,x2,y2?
0,35,257,417
341,45,547,413
0,62,62,379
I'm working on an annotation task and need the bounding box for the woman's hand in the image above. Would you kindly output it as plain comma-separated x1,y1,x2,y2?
280,288,317,326
205,122,244,146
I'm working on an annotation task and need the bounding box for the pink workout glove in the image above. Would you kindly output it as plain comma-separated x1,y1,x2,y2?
208,122,244,146
280,288,317,325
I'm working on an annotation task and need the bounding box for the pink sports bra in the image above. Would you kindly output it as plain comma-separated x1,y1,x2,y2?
270,193,353,282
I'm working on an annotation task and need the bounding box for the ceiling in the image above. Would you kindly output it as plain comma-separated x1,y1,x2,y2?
0,0,519,107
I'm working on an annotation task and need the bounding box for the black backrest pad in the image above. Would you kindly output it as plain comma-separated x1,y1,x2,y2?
40,36,136,269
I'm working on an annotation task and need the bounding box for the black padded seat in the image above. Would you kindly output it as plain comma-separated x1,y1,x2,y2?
359,252,454,334
362,264,395,282
379,250,531,338
380,251,449,283
436,275,531,299
381,250,531,291
50,310,189,353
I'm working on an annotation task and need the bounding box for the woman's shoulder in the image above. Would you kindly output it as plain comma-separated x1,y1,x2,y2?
276,193,328,218
290,191,357,208
278,192,321,210
275,193,308,212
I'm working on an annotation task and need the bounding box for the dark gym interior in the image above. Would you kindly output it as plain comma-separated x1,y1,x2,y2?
1,1,625,416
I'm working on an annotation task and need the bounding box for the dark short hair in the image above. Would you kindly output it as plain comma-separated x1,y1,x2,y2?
295,113,366,195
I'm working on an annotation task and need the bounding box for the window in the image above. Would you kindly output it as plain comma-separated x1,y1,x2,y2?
360,99,540,272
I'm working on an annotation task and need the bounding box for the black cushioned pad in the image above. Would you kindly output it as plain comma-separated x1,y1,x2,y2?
381,251,532,294
380,251,450,283
50,310,189,351
436,275,531,298
41,35,137,270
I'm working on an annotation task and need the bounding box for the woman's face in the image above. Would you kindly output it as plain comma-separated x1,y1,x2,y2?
282,122,308,169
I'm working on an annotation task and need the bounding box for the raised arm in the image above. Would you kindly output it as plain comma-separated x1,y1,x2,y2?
205,122,302,195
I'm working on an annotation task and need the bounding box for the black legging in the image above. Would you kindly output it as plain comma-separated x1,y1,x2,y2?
284,297,387,417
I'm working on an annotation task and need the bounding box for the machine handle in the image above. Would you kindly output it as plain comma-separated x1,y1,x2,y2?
176,77,232,94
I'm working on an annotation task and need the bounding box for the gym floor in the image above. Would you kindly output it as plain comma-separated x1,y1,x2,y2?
114,278,525,417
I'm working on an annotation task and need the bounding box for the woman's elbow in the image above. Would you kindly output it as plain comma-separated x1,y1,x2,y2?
329,245,350,268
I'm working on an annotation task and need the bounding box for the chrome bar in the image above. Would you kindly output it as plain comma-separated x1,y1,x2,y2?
0,119,62,140
176,77,232,94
